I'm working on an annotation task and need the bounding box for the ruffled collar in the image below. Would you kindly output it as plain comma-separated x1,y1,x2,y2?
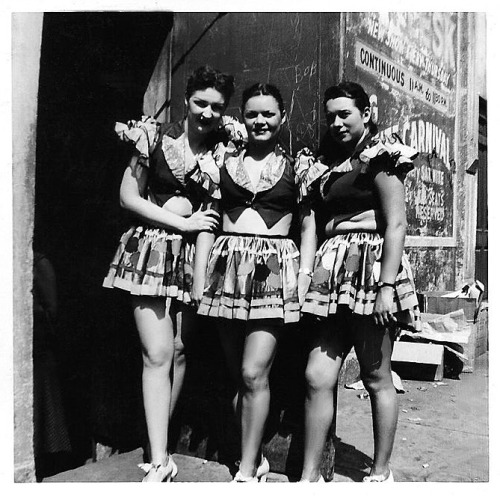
329,133,418,174
224,143,288,194
320,133,418,197
161,121,213,185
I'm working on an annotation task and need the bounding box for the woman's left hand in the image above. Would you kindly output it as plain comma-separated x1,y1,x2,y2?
298,272,312,307
373,286,397,327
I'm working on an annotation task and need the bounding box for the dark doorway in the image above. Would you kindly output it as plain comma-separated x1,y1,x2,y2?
34,12,173,479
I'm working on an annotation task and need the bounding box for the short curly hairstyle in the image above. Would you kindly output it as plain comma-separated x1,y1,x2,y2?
185,65,235,106
323,81,377,134
241,82,285,115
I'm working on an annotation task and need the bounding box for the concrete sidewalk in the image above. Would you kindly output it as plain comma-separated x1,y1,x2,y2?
43,353,488,483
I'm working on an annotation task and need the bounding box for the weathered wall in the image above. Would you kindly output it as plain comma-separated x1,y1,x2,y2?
341,12,463,291
12,12,44,483
454,13,480,285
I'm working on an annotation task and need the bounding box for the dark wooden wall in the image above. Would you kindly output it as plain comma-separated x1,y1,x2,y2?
169,12,342,154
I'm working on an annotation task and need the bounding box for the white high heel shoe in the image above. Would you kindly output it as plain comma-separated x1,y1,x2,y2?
139,455,178,482
363,469,394,482
232,456,270,482
232,471,259,482
256,457,270,482
298,475,325,482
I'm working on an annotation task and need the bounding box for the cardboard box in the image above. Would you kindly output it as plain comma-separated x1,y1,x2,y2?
419,292,488,373
461,303,489,372
420,291,477,321
391,341,444,381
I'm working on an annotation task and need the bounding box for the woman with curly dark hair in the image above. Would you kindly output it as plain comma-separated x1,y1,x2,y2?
197,82,317,482
299,81,420,483
103,66,237,482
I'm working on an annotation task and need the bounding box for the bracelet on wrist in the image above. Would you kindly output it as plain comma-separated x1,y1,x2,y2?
377,281,396,289
299,267,314,278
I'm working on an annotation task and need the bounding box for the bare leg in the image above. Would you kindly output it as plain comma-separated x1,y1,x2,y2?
352,317,397,478
170,305,197,417
132,296,175,480
301,319,346,482
218,319,246,415
238,323,280,478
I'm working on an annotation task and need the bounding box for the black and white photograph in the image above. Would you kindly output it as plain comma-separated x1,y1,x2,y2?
4,2,495,488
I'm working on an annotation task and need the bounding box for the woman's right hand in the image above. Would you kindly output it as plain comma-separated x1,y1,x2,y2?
183,207,220,233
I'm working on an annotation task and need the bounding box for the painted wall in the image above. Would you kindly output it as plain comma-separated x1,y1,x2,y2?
342,12,461,291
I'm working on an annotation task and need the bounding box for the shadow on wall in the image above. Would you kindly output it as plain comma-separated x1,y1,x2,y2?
33,12,173,475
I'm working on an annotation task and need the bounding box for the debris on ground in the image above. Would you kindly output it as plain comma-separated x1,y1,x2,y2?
345,380,365,390
392,370,405,393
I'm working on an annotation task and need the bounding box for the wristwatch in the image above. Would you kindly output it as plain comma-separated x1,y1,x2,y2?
299,267,314,278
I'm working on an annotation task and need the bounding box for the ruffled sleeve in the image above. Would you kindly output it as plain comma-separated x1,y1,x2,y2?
185,141,232,201
220,115,248,145
294,148,330,204
114,116,160,167
358,135,418,176
191,152,221,200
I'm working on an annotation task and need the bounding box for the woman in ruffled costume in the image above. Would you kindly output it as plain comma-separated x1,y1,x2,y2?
197,83,317,482
103,66,237,482
298,82,420,483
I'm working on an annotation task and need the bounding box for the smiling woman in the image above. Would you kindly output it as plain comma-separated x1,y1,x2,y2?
102,65,236,482
196,82,318,482
187,88,227,136
299,81,420,483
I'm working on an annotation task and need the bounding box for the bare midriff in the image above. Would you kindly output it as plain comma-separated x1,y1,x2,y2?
162,196,193,217
223,209,292,236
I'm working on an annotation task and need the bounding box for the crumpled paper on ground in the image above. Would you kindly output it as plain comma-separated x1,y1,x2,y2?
401,309,471,344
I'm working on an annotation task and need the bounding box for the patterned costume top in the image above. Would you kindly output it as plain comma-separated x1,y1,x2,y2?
115,115,246,211
300,133,421,322
297,134,418,238
319,133,417,213
211,141,321,228
102,116,246,300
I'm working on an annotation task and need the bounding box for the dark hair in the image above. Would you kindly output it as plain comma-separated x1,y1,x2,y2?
323,81,377,134
241,83,285,115
185,65,235,104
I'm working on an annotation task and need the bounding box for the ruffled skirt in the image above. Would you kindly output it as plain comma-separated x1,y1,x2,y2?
102,225,195,303
301,232,420,329
197,234,300,323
